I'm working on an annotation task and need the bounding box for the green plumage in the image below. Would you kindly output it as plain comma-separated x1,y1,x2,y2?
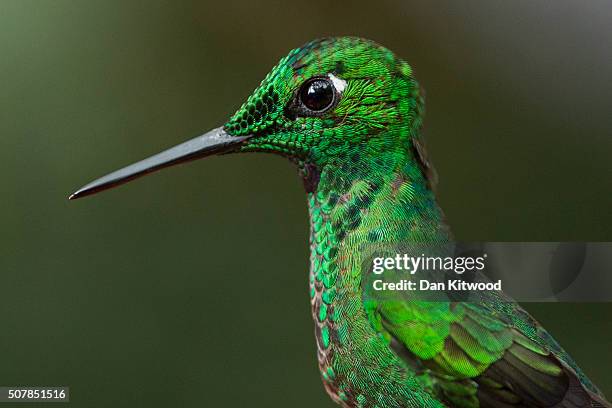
223,37,610,407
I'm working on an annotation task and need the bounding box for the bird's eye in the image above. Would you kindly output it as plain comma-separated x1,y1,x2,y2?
299,78,335,112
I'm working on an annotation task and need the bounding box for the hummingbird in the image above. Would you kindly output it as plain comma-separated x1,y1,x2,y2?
70,37,609,408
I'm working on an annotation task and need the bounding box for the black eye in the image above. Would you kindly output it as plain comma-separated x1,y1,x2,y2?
299,78,335,112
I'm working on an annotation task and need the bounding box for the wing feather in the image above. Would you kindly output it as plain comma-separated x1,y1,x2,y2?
373,300,610,407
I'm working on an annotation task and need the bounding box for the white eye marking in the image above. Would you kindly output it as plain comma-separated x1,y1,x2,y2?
327,73,347,93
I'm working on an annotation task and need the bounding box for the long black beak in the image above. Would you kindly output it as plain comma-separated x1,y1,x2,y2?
69,127,250,200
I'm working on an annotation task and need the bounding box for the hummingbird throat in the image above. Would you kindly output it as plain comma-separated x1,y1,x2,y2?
305,140,450,295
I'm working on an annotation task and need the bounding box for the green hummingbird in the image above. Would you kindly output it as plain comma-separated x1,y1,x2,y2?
70,37,609,408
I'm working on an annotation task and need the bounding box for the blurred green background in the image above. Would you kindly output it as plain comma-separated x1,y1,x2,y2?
1,1,611,406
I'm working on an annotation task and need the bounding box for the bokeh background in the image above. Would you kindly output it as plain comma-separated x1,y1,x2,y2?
1,1,611,406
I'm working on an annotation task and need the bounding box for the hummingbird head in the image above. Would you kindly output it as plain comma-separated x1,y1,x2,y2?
227,37,423,163
70,37,426,199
